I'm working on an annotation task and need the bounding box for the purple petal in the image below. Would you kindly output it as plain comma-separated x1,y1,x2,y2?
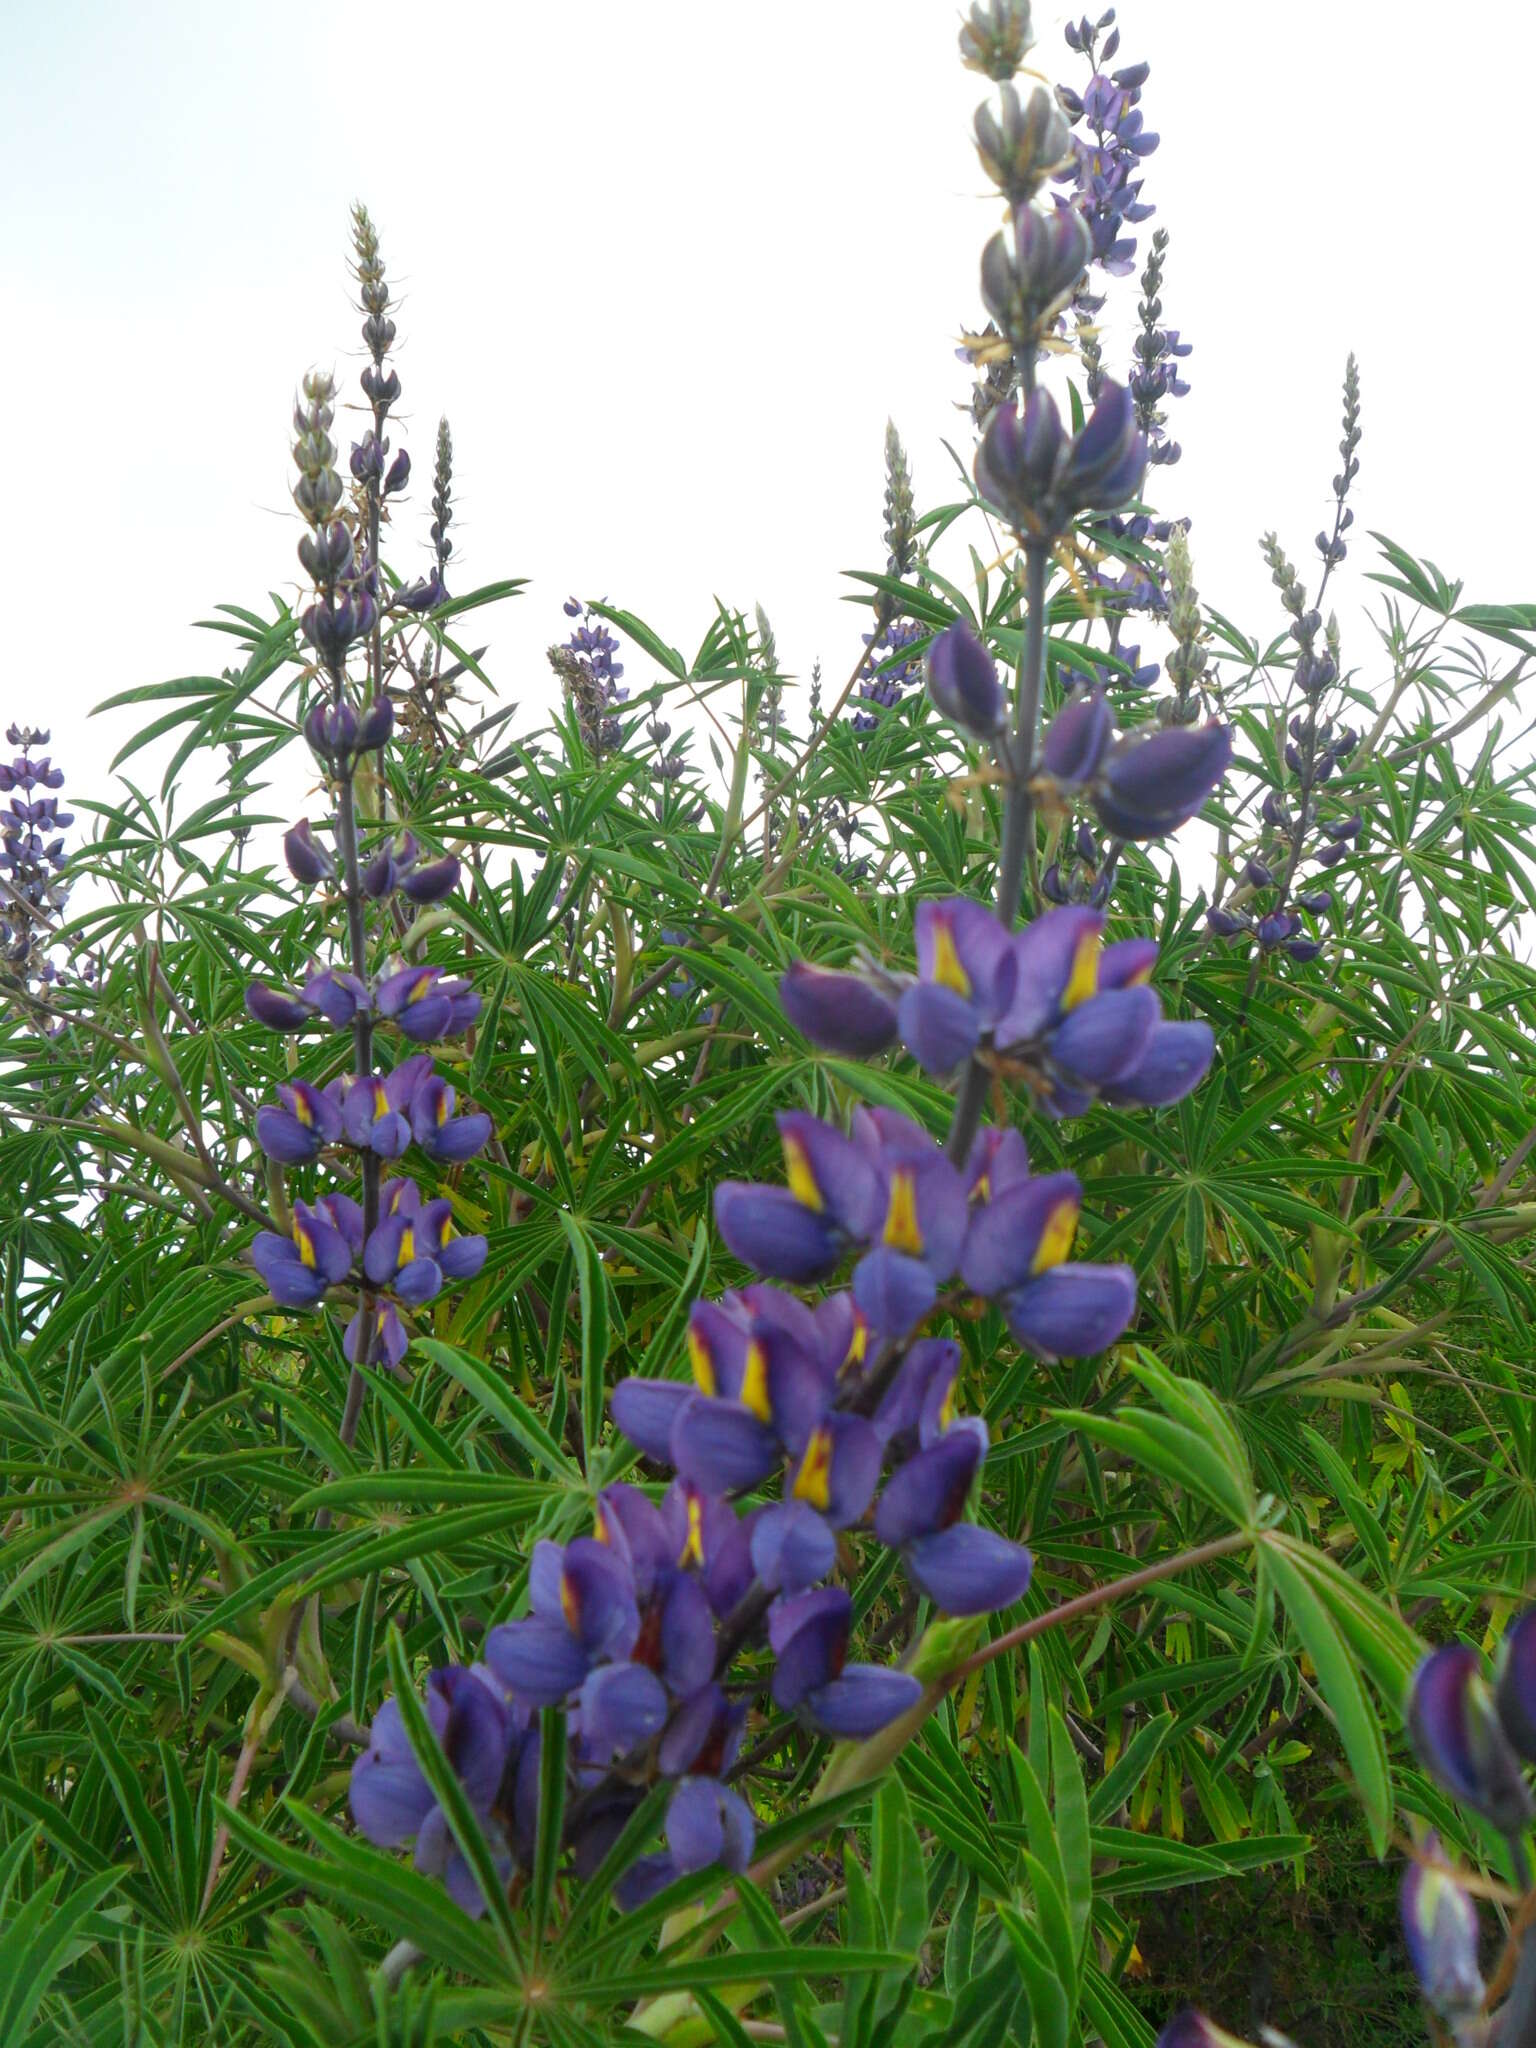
779,963,899,1057
1003,1263,1138,1359
903,1525,1033,1615
483,1617,589,1705
579,1661,668,1757
671,1395,780,1492
713,1182,843,1283
611,1377,693,1462
804,1666,923,1738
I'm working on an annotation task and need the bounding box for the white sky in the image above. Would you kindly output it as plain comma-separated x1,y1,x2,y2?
6,0,1535,826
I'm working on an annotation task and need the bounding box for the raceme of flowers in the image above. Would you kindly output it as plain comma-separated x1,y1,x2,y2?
0,723,74,1003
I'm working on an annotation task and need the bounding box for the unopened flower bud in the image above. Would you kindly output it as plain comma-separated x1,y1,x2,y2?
926,622,1005,738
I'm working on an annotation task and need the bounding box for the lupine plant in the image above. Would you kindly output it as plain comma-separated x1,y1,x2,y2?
4,7,1536,2046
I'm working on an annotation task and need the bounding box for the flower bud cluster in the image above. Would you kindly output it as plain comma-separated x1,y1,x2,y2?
554,601,629,759
958,0,1034,81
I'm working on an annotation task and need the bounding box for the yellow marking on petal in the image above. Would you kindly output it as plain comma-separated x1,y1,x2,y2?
1126,961,1154,986
399,1225,415,1266
678,1492,707,1568
931,920,972,997
436,1090,450,1124
687,1326,716,1396
1032,1195,1080,1273
559,1572,580,1633
844,1311,868,1369
939,1383,957,1430
295,1222,317,1269
373,1081,389,1117
293,1092,313,1127
883,1170,925,1254
971,1174,990,1204
1060,928,1101,1011
739,1339,771,1421
792,1428,834,1511
593,1503,611,1543
411,971,438,1002
782,1135,825,1212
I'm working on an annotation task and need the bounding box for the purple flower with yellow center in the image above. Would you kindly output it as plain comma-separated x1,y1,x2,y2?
614,1683,755,1909
283,818,333,887
250,1199,354,1307
255,1079,344,1164
963,1124,1032,1204
769,1587,923,1737
601,1478,755,1623
896,898,1018,1077
485,1537,640,1706
873,1337,962,1456
993,906,1213,1115
363,1191,487,1306
713,1111,880,1287
1400,1841,1484,2022
349,1665,520,1918
408,1072,493,1161
376,963,480,1042
961,1168,1137,1358
1407,1643,1535,1835
343,1299,410,1372
302,966,370,1026
332,1056,434,1158
876,1425,1032,1615
363,830,421,900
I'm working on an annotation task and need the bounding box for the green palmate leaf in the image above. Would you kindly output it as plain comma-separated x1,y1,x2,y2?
1258,1536,1393,1855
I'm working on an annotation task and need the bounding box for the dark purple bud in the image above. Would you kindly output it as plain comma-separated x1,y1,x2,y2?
1407,1644,1535,1835
304,699,359,763
926,622,1005,737
1243,860,1273,888
1283,938,1323,963
356,697,394,750
1095,722,1232,839
779,962,900,1057
384,448,411,494
401,855,462,904
1496,1609,1536,1762
1040,689,1112,783
283,818,333,887
1297,889,1332,914
245,981,314,1031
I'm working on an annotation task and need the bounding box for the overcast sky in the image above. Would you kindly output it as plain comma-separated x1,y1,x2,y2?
7,0,1534,826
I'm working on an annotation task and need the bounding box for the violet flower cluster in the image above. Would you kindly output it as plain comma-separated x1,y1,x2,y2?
245,330,490,1373
0,725,74,1005
555,599,628,759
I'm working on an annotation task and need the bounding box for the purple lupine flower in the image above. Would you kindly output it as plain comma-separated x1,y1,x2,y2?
396,566,448,614
926,620,1006,738
332,1057,434,1158
245,980,315,1031
974,382,1147,537
1496,1608,1536,1761
408,1073,493,1161
1400,1843,1484,2023
873,1337,963,1456
485,1537,641,1706
283,819,334,887
1091,720,1232,839
255,1079,344,1164
1059,643,1159,694
1406,1643,1534,1835
302,966,371,1026
874,1426,1032,1615
364,1193,487,1306
250,1200,355,1308
853,617,926,733
897,898,1018,1078
991,905,1212,1114
363,830,420,900
778,961,900,1057
376,963,480,1041
961,1169,1137,1358
401,854,461,904
768,1587,922,1737
349,1666,525,1918
343,1298,410,1372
